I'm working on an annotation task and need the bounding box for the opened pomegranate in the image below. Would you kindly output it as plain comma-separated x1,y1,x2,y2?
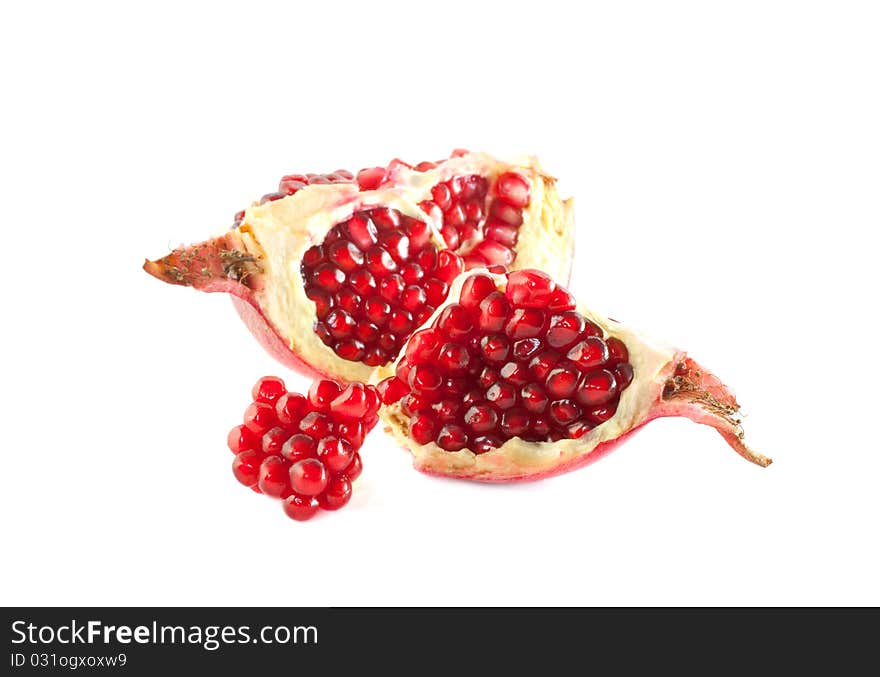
144,150,574,382
229,375,380,520
375,269,771,481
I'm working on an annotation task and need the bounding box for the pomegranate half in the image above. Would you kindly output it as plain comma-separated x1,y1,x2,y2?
375,269,771,481
144,151,573,382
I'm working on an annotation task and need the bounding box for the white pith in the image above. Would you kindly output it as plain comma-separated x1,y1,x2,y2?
233,152,574,382
373,270,678,481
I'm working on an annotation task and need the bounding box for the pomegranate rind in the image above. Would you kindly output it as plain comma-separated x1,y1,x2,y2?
144,152,574,381
375,270,770,482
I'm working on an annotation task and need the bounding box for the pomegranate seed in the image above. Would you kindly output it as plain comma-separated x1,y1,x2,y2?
437,304,473,340
311,264,345,292
227,424,258,454
319,476,352,511
441,225,460,249
326,309,356,339
354,321,380,343
378,332,397,352
438,342,471,373
567,337,609,370
317,437,354,473
415,245,437,271
485,220,519,247
547,287,577,312
529,350,560,380
473,436,501,454
434,250,464,282
546,362,581,399
432,399,460,422
405,218,432,249
410,413,438,444
299,411,333,439
232,450,265,487
380,232,410,263
486,382,517,409
460,274,498,310
258,456,291,497
606,337,630,363
490,200,524,226
345,215,378,250
479,334,510,363
328,240,364,272
531,417,551,437
576,370,618,407
409,364,443,392
478,292,510,332
512,337,542,360
401,285,427,311
504,308,546,339
613,362,634,389
549,400,582,426
378,273,405,301
495,172,531,208
423,278,449,306
567,421,594,439
500,361,530,386
348,268,376,296
478,366,500,389
251,376,286,404
306,288,333,319
262,427,289,456
289,458,329,496
281,434,317,463
520,384,549,414
405,329,442,362
431,183,452,209
308,379,342,411
546,312,587,349
372,207,401,230
437,424,469,451
335,418,365,447
244,402,277,435
344,453,363,481
364,297,391,325
473,240,515,267
356,166,386,190
501,409,530,437
365,247,397,275
506,270,556,308
401,263,425,285
586,399,619,425
283,493,320,521
464,403,499,433
330,383,370,419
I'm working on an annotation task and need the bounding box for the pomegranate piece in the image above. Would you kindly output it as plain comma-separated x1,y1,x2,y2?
376,269,771,482
144,150,574,383
228,376,379,521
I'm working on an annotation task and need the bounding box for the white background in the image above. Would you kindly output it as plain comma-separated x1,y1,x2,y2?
2,1,878,606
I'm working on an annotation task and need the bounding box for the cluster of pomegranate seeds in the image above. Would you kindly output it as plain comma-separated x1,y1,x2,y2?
417,171,530,270
227,376,379,521
377,270,635,453
300,209,464,366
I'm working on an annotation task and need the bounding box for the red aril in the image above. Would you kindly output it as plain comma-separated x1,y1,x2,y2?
228,376,380,520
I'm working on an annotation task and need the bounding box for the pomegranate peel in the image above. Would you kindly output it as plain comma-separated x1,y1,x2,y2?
374,269,771,482
144,151,573,381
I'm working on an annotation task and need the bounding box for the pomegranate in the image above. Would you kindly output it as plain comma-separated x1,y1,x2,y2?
375,269,771,481
143,150,574,382
229,375,379,520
